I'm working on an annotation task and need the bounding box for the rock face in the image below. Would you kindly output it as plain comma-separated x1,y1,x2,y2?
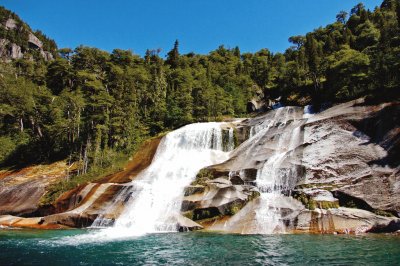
28,32,43,49
4,18,17,30
0,18,54,61
0,161,72,217
0,99,399,234
299,101,400,215
295,207,400,234
0,39,23,59
247,88,266,113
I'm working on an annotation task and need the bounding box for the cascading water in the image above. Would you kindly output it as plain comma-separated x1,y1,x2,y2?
228,127,235,151
252,107,306,234
73,108,309,241
97,122,233,237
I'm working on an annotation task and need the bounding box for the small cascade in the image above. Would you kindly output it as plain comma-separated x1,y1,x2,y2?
249,108,286,138
91,185,132,228
252,107,306,234
212,127,223,150
99,122,232,237
228,127,235,151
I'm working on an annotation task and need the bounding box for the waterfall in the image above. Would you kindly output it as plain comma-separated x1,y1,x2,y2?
100,122,231,237
252,107,306,234
87,108,309,238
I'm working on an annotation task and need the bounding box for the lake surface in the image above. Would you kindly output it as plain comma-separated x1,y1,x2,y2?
0,229,399,265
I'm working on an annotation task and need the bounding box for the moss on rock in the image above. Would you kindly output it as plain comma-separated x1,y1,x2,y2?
182,210,194,220
293,191,339,210
317,201,340,209
191,168,215,186
193,207,221,221
224,200,246,216
221,127,239,151
184,185,206,196
373,209,396,217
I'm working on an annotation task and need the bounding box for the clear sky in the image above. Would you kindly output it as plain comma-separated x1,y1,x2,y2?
1,0,382,56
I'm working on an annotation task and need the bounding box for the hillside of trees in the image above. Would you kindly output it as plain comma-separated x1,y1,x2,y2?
0,0,399,177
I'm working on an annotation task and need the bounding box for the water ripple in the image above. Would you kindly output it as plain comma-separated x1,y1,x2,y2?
1,230,399,265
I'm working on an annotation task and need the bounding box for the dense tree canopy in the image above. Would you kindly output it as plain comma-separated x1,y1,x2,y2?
0,1,399,175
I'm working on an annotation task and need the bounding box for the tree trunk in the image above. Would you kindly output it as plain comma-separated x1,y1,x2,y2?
37,125,43,138
19,118,24,132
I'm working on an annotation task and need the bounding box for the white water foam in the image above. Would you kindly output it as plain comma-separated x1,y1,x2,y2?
73,122,232,242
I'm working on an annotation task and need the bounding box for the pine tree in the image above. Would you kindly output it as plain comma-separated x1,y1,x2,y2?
336,11,348,24
166,40,180,69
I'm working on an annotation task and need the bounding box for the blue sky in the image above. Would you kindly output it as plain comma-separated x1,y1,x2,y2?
2,0,382,56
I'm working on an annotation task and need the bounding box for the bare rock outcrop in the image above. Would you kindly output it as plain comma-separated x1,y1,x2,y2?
0,17,54,61
181,177,260,226
0,161,72,217
0,39,24,59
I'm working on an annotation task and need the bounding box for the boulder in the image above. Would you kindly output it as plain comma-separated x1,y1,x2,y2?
182,174,260,224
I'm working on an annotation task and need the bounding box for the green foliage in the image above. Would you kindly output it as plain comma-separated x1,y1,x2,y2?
276,0,399,105
166,40,180,68
46,59,74,94
0,136,16,162
355,20,380,50
326,46,370,101
40,150,129,205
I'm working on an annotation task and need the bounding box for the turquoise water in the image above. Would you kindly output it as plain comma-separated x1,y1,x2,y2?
0,229,399,265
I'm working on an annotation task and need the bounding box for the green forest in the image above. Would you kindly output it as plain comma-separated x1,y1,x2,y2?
0,0,399,184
